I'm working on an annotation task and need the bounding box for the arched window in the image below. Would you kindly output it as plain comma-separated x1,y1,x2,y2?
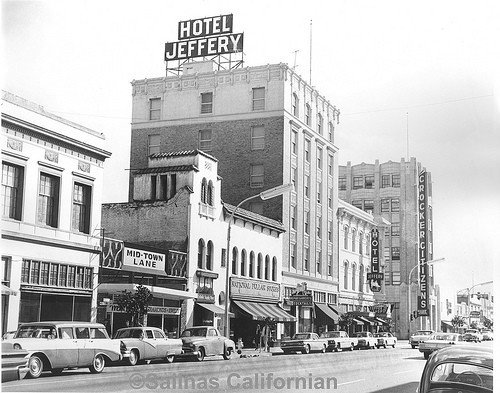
232,247,238,275
305,104,311,126
343,261,349,289
344,226,349,249
197,239,205,269
206,241,213,271
240,250,247,276
249,251,255,278
272,257,277,281
257,253,263,279
264,255,270,280
292,93,299,117
317,113,323,134
359,232,363,255
366,234,370,255
328,122,334,142
352,263,357,292
201,178,207,203
359,265,364,292
351,229,356,252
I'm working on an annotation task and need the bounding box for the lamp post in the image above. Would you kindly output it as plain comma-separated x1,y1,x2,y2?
223,184,293,338
464,281,493,329
407,257,445,339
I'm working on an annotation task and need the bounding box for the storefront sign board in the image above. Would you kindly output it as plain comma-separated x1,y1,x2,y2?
230,277,280,301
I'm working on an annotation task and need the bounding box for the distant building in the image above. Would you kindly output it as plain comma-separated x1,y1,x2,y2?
1,91,111,334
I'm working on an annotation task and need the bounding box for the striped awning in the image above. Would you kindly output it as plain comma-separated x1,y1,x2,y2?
352,317,364,326
315,303,339,324
233,300,296,322
197,303,234,318
358,316,375,326
375,317,388,325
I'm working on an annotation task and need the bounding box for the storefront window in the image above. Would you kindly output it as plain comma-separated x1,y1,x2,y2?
73,296,91,321
40,294,73,321
19,292,41,323
40,262,49,285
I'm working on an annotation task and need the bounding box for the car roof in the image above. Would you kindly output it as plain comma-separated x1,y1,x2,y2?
117,327,161,331
18,321,105,328
429,346,493,368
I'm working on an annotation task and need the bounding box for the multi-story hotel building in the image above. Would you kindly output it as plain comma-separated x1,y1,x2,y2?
128,61,341,335
338,158,440,339
1,91,111,334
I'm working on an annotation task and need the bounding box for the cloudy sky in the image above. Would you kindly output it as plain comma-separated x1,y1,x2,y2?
3,0,498,304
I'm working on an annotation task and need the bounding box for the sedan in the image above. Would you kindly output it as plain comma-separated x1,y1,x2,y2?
418,333,464,359
1,342,29,382
179,327,235,362
115,327,182,366
280,333,328,354
355,331,377,349
374,332,396,349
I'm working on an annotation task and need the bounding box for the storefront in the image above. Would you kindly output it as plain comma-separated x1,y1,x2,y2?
314,303,341,334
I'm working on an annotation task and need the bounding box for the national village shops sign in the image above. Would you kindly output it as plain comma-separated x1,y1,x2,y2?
230,277,280,302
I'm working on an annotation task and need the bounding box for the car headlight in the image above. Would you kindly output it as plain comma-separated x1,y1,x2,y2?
13,343,22,350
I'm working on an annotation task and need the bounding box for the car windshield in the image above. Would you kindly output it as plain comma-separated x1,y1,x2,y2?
15,325,55,338
293,334,310,340
375,333,388,337
431,334,457,341
356,332,369,337
465,330,477,334
181,328,207,337
416,331,433,335
321,332,341,338
115,329,144,339
431,362,493,390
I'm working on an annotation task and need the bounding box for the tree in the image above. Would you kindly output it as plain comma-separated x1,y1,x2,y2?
339,314,354,332
115,285,153,327
451,315,465,332
483,317,493,330
470,321,478,330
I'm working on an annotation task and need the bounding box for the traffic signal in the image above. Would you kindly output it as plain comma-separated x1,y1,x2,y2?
477,292,482,300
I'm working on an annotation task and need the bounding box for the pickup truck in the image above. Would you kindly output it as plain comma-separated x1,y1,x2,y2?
320,331,358,352
280,333,328,354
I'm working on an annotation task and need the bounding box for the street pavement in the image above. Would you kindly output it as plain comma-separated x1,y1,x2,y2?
2,341,493,393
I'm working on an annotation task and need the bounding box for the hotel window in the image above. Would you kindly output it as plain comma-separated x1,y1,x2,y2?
363,200,374,213
257,254,263,279
2,162,24,220
305,139,311,162
72,182,91,234
249,251,254,277
198,130,212,151
37,173,60,228
343,262,348,289
365,175,374,189
381,174,390,188
317,182,322,204
148,134,161,156
316,218,322,238
351,229,356,252
391,247,400,260
317,113,323,134
328,188,333,209
291,243,297,268
328,122,334,142
291,131,298,155
317,147,323,168
338,177,346,190
292,93,299,117
291,167,298,190
200,92,213,114
291,205,297,230
252,87,265,111
328,155,334,176
391,224,400,237
392,174,401,187
343,226,349,249
251,126,265,150
381,198,390,212
305,104,311,126
352,176,363,189
316,250,322,273
304,247,309,271
304,211,310,234
250,164,264,188
149,98,161,120
328,221,333,242
391,198,400,212
328,254,333,276
305,175,310,198
352,199,362,210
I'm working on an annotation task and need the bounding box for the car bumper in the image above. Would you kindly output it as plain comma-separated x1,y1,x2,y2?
121,349,131,358
2,365,29,383
280,345,306,351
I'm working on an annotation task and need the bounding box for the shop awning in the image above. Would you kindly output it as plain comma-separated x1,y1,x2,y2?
98,283,196,300
358,316,374,326
315,303,339,323
441,320,453,327
233,300,296,322
197,303,234,318
375,317,388,325
352,317,364,326
1,284,17,296
328,305,343,316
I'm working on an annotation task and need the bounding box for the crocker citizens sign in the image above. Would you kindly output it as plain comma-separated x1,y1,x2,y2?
417,170,429,317
230,277,280,301
165,14,244,61
122,246,166,275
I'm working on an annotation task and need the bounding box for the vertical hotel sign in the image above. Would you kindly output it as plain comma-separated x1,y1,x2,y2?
367,229,383,292
417,170,429,316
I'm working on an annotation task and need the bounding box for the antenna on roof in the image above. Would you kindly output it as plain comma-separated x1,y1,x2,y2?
292,50,299,71
309,20,313,85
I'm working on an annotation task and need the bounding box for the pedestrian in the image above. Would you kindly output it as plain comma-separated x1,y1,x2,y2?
255,324,261,351
261,320,270,352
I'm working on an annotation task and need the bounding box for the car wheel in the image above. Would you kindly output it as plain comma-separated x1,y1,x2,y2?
196,347,205,362
51,368,64,375
165,355,175,363
411,345,416,349
223,346,232,360
392,343,396,348
302,345,310,354
89,354,105,374
424,352,430,360
27,355,44,379
128,349,139,366
321,344,326,353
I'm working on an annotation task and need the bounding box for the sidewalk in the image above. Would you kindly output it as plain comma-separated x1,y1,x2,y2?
238,347,282,358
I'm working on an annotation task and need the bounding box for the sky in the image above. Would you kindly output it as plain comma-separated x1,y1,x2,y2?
2,0,499,306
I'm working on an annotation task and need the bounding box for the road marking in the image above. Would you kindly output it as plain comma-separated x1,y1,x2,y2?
394,370,415,375
337,378,365,386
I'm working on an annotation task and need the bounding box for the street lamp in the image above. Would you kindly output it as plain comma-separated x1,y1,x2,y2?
223,184,293,338
407,258,445,339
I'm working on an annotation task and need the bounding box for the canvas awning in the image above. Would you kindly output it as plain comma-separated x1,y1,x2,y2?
197,303,234,318
374,317,389,325
358,316,375,326
233,300,296,322
352,317,364,326
314,303,339,324
441,320,453,327
328,305,344,316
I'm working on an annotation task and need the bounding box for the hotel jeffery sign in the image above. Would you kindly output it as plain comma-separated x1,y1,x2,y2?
230,277,280,302
367,229,383,292
417,170,430,317
165,14,244,61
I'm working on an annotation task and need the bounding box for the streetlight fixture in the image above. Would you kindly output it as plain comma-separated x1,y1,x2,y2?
223,183,293,338
407,257,445,339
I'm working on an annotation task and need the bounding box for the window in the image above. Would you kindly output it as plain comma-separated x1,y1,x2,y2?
328,293,336,304
292,93,299,117
145,330,154,339
317,182,322,203
198,239,205,269
328,122,334,142
352,264,356,291
153,330,165,339
201,178,207,204
49,264,58,286
381,174,390,188
328,188,333,209
317,113,323,134
257,254,262,278
72,183,91,234
365,175,374,189
148,134,161,156
75,327,90,339
392,174,400,187
392,272,401,285
304,175,310,198
305,104,311,126
304,211,310,234
291,205,297,230
391,247,400,260
328,254,333,276
317,147,323,168
37,173,59,228
59,327,74,339
358,235,363,254
381,198,390,212
316,250,321,273
29,260,40,284
338,177,346,191
291,131,298,155
40,262,49,285
352,176,363,189
272,257,277,281
328,155,334,176
249,202,264,215
249,252,255,277
291,244,296,268
363,200,374,213
351,229,356,252
207,181,214,206
343,262,348,289
359,265,364,292
316,218,322,238
328,221,333,242
59,265,67,287
76,267,84,288
304,139,311,162
206,241,213,271
198,130,212,151
2,162,24,220
221,248,226,268
252,87,265,110
343,226,349,249
240,250,246,276
250,164,264,188
232,247,238,275
291,167,298,190
264,256,270,280
352,200,362,210
391,224,400,237
391,198,400,212
366,234,370,255
251,126,265,150
149,98,161,120
304,247,309,271
200,92,213,114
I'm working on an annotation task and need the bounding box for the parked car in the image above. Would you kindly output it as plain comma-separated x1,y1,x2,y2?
417,345,493,393
375,332,397,349
179,326,235,362
2,342,29,382
280,332,328,354
2,331,16,341
418,333,464,359
320,331,358,352
3,321,122,378
463,329,482,343
410,330,434,349
355,331,377,349
114,327,183,366
481,329,493,341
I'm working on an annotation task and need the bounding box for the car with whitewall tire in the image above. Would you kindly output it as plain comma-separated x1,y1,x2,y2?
355,331,377,349
178,327,235,362
375,332,397,348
